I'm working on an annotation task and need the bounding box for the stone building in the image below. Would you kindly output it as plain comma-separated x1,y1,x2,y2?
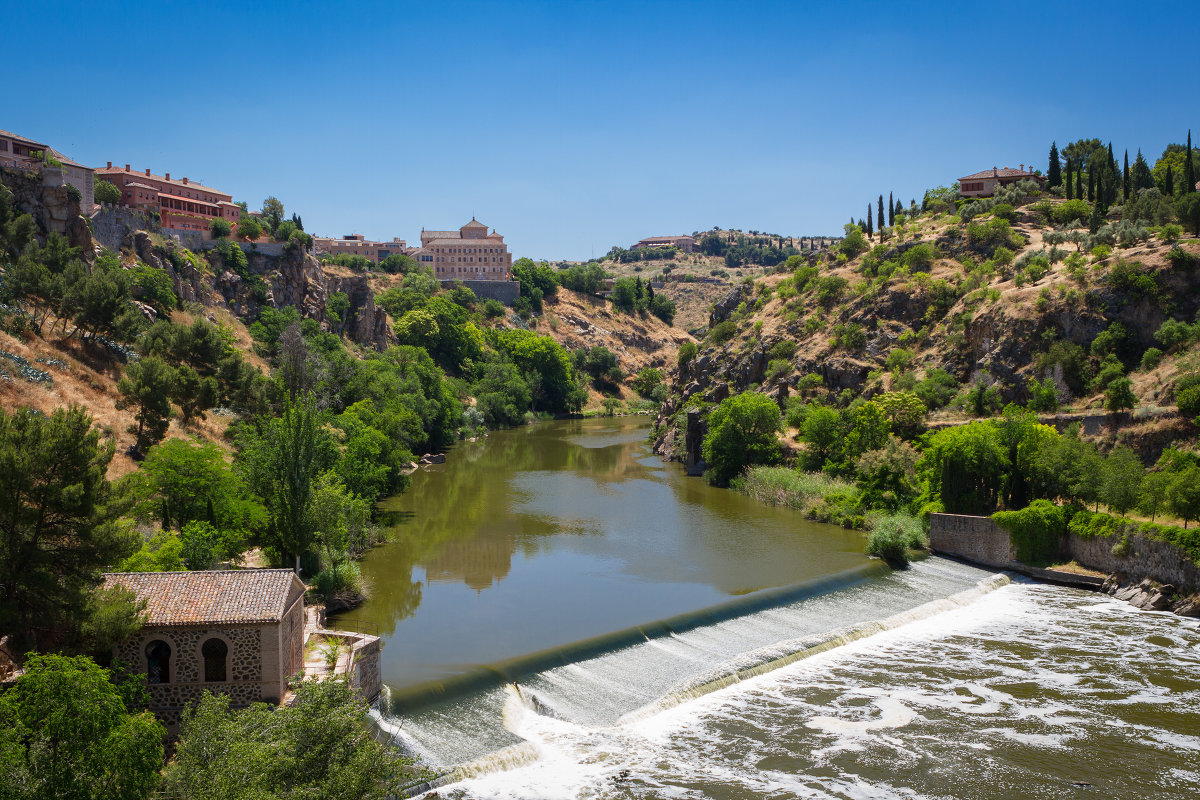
312,233,408,264
958,165,1046,198
93,162,241,235
1,129,95,212
631,234,697,253
410,218,513,281
103,570,306,728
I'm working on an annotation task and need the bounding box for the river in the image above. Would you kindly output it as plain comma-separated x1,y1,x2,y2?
332,418,1200,797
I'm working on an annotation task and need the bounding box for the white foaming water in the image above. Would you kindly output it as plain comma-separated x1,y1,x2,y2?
436,577,1200,800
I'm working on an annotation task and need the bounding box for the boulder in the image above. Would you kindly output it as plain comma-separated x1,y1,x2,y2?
1174,602,1200,618
420,453,446,465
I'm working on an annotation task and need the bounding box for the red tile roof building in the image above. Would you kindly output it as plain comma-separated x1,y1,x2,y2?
94,161,241,234
313,233,409,264
959,164,1046,198
103,570,306,727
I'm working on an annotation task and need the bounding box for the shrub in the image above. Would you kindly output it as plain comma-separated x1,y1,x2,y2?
677,341,698,366
768,339,797,360
865,512,926,567
482,298,505,318
210,219,232,238
1159,223,1183,243
902,243,937,271
991,203,1017,222
816,275,848,307
992,500,1065,566
965,218,1019,256
1140,347,1163,371
1166,246,1200,269
708,319,737,344
1052,199,1092,225
94,177,121,204
236,216,263,241
312,562,366,611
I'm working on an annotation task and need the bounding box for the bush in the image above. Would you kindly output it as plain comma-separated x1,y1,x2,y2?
991,203,1017,222
1140,347,1163,371
992,499,1065,566
816,275,848,307
312,562,366,611
1160,223,1183,243
865,512,927,566
210,218,232,239
482,298,506,318
1052,199,1092,225
966,218,1019,256
708,319,737,344
678,341,698,366
902,243,937,270
236,216,263,241
701,392,783,486
94,177,121,205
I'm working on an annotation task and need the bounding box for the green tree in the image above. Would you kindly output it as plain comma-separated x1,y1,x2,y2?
116,355,177,455
0,407,134,649
163,679,420,800
473,361,531,427
1047,142,1062,188
94,177,121,205
1101,445,1144,515
702,392,783,486
210,218,231,238
920,422,1008,514
260,196,285,235
236,215,263,241
0,654,163,800
1176,192,1200,236
1187,129,1196,195
1104,376,1136,414
1169,465,1200,528
1139,470,1172,521
800,404,842,468
135,438,266,539
631,367,663,397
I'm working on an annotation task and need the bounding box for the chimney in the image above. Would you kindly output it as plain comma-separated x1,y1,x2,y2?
106,161,112,168
145,168,150,176
125,164,130,171
165,172,170,180
182,177,188,185
1019,164,1024,173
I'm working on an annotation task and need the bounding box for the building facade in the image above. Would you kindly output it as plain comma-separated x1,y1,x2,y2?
94,162,241,234
631,234,697,253
1,130,95,211
313,233,408,264
410,218,512,281
0,129,48,170
959,165,1046,198
104,570,306,729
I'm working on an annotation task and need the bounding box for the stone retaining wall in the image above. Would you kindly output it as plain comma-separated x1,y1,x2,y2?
439,278,521,304
929,513,1014,568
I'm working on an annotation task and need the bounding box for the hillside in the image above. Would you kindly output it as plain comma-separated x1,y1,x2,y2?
653,189,1200,463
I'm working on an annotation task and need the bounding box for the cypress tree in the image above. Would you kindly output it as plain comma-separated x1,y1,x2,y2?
1087,166,1094,202
1048,142,1062,188
866,205,873,236
877,195,885,233
1187,130,1196,194
1075,163,1083,200
1132,150,1154,193
888,192,895,227
1065,159,1073,199
1166,164,1174,196
1123,150,1130,201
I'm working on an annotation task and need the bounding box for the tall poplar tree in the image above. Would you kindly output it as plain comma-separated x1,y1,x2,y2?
888,192,895,226
1187,130,1196,194
1123,150,1130,201
1048,142,1062,188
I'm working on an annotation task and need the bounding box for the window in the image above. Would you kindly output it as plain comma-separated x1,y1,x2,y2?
146,640,171,684
202,637,228,682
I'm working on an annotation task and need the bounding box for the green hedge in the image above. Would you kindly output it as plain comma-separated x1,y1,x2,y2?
1069,510,1200,566
992,499,1065,566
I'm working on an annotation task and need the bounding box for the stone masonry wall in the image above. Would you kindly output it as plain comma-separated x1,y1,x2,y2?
1066,534,1200,592
929,513,1015,568
440,278,521,304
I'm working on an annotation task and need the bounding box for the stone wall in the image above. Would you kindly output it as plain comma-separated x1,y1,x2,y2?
929,513,1015,568
1066,534,1200,592
89,205,161,251
440,278,521,304
1,166,91,252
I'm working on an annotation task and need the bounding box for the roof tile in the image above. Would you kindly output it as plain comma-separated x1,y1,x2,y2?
103,570,304,626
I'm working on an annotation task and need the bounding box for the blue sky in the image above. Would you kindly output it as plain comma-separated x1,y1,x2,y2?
4,1,1193,260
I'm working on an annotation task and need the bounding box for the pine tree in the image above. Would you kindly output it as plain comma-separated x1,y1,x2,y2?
1123,150,1130,201
1187,130,1196,194
1132,150,1154,193
1048,142,1062,188
1065,159,1073,199
888,192,895,227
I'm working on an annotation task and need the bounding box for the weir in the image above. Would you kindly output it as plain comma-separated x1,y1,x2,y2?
372,556,1007,771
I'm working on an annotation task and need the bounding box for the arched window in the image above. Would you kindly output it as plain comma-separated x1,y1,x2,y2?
202,637,228,682
146,640,171,684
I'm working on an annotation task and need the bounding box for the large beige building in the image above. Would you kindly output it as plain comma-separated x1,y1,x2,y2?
313,233,408,264
411,218,512,281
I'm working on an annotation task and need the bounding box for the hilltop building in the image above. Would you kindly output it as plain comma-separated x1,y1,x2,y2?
410,218,512,281
313,233,408,264
94,162,241,234
958,165,1046,198
1,129,95,211
631,234,696,253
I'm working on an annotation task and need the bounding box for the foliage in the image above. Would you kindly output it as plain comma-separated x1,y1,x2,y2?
1177,192,1200,235
488,328,583,413
707,319,737,343
116,531,185,572
856,436,920,510
677,341,698,366
210,218,232,239
912,368,959,411
0,653,163,800
236,215,263,241
631,367,664,398
558,262,609,295
1026,377,1058,411
1101,445,1144,515
730,467,851,511
701,392,783,486
992,499,1065,566
920,422,1007,514
116,355,177,454
1052,199,1092,225
1104,376,1136,413
865,512,926,566
473,361,531,427
0,406,133,649
94,177,121,204
162,679,422,800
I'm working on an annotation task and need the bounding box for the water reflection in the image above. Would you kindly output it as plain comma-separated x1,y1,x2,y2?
331,418,869,688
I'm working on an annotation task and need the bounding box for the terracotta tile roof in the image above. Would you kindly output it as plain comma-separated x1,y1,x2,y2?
103,570,304,626
94,166,225,196
959,167,1043,181
423,230,461,239
123,182,159,191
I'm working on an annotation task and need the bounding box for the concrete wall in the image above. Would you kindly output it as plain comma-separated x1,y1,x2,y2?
929,513,1015,568
441,278,521,304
